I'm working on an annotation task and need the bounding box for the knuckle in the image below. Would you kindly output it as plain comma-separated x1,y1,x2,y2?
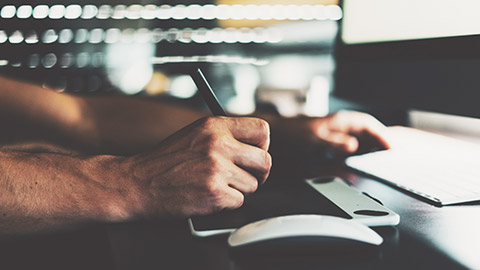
264,151,272,172
258,119,270,134
249,178,259,193
204,176,222,197
200,116,224,130
193,133,225,154
191,117,225,152
203,154,222,175
251,118,270,149
258,119,270,139
204,133,224,151
202,117,216,128
242,175,259,195
258,151,272,183
257,150,272,174
232,195,245,209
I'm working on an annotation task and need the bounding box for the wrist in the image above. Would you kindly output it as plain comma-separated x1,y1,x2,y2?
91,155,145,223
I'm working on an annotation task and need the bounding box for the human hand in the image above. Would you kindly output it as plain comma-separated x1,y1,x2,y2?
270,110,390,155
121,116,272,218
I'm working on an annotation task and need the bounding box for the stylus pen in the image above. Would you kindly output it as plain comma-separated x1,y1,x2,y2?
190,68,227,116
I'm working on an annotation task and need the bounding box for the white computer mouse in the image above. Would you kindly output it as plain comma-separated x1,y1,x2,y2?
228,214,383,247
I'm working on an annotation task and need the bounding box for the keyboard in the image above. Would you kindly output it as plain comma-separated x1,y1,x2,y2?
345,127,480,206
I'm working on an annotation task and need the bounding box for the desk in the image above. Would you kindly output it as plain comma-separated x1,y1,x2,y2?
1,159,479,270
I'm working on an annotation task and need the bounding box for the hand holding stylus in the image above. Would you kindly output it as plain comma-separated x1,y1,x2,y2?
117,69,272,217
123,115,271,217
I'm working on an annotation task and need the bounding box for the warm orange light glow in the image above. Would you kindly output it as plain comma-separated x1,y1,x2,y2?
145,72,170,96
217,0,339,27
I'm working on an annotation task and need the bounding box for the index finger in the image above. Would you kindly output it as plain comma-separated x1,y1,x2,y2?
330,111,391,149
224,117,271,151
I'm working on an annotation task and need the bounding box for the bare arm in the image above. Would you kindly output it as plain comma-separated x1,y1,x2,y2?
0,76,390,156
0,76,207,155
77,95,209,155
0,150,130,235
0,117,271,235
0,77,84,152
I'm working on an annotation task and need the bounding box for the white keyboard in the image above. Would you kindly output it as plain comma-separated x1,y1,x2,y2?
345,127,480,206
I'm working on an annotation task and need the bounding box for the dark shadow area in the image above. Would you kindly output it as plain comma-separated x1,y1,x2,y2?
0,225,113,270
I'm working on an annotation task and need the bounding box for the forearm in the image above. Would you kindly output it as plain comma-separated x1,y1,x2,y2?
0,76,84,149
0,76,207,155
78,96,207,155
0,150,138,235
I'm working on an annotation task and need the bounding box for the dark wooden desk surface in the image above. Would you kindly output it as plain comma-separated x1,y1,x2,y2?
1,158,479,270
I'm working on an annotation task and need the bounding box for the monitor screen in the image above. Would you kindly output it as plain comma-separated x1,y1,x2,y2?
341,0,480,45
334,0,480,120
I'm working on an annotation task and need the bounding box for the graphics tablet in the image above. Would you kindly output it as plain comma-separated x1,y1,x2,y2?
189,176,399,237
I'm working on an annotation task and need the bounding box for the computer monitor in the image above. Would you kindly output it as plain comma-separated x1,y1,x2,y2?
333,0,480,121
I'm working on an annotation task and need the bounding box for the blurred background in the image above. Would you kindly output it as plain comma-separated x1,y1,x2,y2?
0,0,341,117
